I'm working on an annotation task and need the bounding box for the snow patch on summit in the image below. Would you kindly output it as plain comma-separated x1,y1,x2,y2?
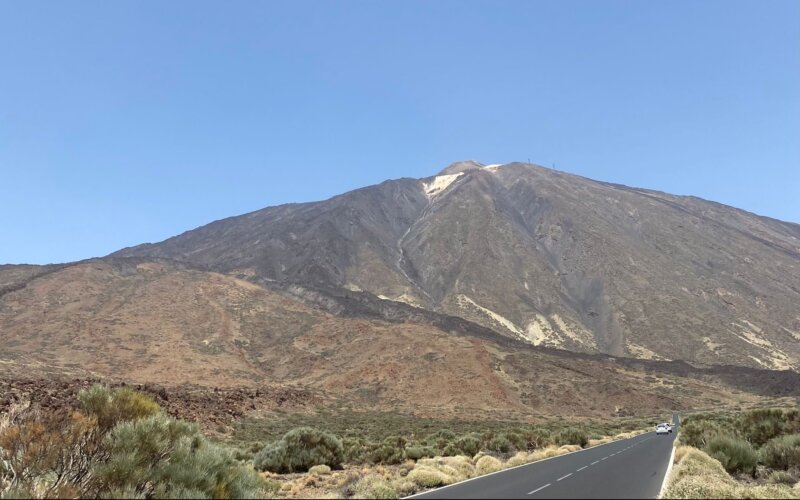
423,173,463,198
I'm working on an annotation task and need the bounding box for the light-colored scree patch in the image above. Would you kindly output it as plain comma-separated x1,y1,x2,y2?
423,173,464,198
626,343,668,361
456,294,525,337
729,321,793,370
550,314,596,348
781,326,800,341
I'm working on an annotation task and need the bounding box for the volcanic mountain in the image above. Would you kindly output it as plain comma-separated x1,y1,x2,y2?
2,160,799,419
111,160,800,371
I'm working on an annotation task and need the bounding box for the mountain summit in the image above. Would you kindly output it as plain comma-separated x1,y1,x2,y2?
113,161,800,370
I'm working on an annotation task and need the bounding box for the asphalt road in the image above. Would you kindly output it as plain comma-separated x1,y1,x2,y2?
410,415,679,499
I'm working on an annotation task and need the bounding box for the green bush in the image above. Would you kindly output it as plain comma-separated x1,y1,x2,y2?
678,418,732,449
443,435,481,457
253,427,343,473
79,385,161,432
425,430,456,450
368,441,405,465
404,445,436,461
704,436,757,476
343,437,369,463
740,409,786,447
522,429,552,450
93,414,263,499
761,434,800,471
505,432,526,452
487,435,512,453
555,428,589,448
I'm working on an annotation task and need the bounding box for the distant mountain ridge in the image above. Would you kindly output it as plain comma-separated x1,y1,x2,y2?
112,161,800,370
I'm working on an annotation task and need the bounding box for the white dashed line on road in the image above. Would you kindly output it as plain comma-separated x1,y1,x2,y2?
528,483,551,495
576,466,588,472
557,473,573,482
591,460,599,465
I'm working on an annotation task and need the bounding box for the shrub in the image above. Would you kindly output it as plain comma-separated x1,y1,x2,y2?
487,435,512,453
254,427,343,473
451,435,481,456
704,436,757,476
425,430,456,450
0,409,104,497
505,432,526,452
740,409,786,447
404,445,435,461
676,418,729,449
79,385,161,432
93,414,263,499
343,437,369,463
761,434,800,471
474,455,502,475
368,442,405,465
554,428,588,448
522,429,552,450
353,475,398,499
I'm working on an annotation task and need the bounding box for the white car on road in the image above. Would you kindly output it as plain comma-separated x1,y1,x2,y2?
656,423,670,435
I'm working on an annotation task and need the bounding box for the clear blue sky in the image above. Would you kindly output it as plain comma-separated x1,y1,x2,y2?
1,1,798,265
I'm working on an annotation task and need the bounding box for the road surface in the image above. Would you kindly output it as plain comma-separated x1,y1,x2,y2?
410,415,679,499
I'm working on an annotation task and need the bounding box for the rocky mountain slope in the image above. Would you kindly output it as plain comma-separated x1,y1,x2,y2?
2,258,795,420
112,161,800,370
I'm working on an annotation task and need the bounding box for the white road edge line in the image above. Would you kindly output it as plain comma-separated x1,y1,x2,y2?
402,431,653,499
528,483,551,495
658,443,678,498
576,466,588,472
557,473,573,481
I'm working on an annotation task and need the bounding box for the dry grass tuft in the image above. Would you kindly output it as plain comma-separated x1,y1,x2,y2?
505,451,532,468
352,474,399,499
475,455,503,475
407,467,455,488
613,430,647,441
309,464,332,476
673,445,691,464
528,445,559,461
663,447,797,499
